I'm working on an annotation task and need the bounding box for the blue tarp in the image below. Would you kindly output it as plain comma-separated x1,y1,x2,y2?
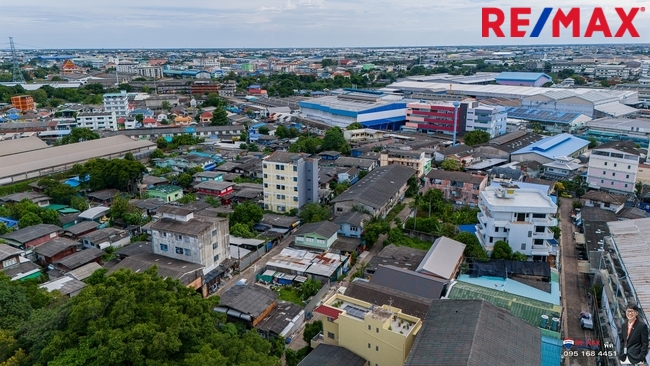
458,224,477,233
0,217,18,227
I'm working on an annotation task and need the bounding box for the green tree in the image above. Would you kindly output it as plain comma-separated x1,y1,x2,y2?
587,136,599,149
58,128,100,145
0,222,10,235
300,279,322,300
440,159,461,171
454,231,488,260
18,212,42,228
463,130,491,146
230,222,256,238
210,107,229,126
39,178,78,205
303,320,323,344
108,194,137,224
39,209,61,226
321,59,335,67
156,137,168,149
275,125,289,138
491,240,513,260
150,148,165,159
298,203,330,223
258,126,269,135
177,173,194,189
230,202,263,229
321,127,346,152
346,122,363,130
178,193,196,204
161,100,171,111
70,196,89,212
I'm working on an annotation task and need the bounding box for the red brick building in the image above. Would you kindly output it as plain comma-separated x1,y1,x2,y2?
1,224,61,249
33,237,78,265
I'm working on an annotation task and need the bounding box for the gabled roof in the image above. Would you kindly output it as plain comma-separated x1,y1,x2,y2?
298,344,366,366
495,72,551,82
593,139,641,156
511,133,589,159
581,190,626,205
332,211,369,227
345,279,433,319
295,221,339,239
0,244,23,261
405,299,542,366
426,170,486,185
64,220,100,236
372,264,448,300
32,237,78,258
330,165,415,210
219,285,278,318
1,224,61,245
416,236,466,280
55,248,103,270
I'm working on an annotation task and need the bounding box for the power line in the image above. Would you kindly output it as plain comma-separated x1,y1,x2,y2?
9,37,25,83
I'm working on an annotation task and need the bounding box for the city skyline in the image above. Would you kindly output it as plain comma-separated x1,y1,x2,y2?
2,0,650,49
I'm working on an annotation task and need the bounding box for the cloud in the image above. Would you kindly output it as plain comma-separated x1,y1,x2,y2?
284,0,297,10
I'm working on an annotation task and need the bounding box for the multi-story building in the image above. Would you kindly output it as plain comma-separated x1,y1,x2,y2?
404,101,465,135
135,65,163,78
314,293,422,366
379,149,431,177
424,170,488,206
103,90,132,118
594,64,631,79
586,140,641,195
218,81,237,97
476,186,558,259
150,205,229,270
262,151,318,213
464,102,507,138
10,95,35,111
75,111,118,131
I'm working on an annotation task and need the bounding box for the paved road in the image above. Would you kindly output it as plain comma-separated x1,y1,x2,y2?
559,198,596,366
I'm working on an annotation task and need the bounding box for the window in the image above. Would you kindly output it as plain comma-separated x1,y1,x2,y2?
614,163,617,167
184,248,191,256
603,171,606,175
160,244,169,252
601,180,604,184
489,237,493,243
214,254,219,262
317,239,325,245
611,181,614,185
276,184,281,189
368,343,371,349
162,232,167,237
306,237,314,242
495,227,499,233
376,327,379,333
177,235,183,240
532,213,545,218
604,162,607,166
376,346,379,351
628,165,631,169
625,184,628,188
293,166,297,171
212,230,217,236
263,174,267,178
626,175,630,179
368,325,371,330
293,177,298,182
294,196,298,202
264,183,268,188
175,247,184,254
3,257,18,267
612,172,616,177
327,332,335,339
327,317,334,322
213,242,218,249
535,226,545,233
521,243,526,250
294,187,298,192
528,231,532,237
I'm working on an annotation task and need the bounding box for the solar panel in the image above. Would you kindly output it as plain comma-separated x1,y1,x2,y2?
343,305,367,320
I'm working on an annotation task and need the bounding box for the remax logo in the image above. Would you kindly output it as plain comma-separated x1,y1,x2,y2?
482,7,644,37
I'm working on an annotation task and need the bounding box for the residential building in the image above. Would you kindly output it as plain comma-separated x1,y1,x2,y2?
294,221,339,251
262,152,318,213
580,190,626,213
404,300,542,366
147,185,183,202
299,344,366,366
75,111,118,131
195,181,235,198
150,205,230,269
33,237,78,265
344,277,434,319
504,107,592,134
510,133,589,164
380,149,431,177
424,170,487,206
331,165,415,217
134,65,163,78
477,186,558,259
465,102,507,138
10,95,35,111
415,236,465,281
365,245,427,276
314,293,422,366
474,131,544,160
333,211,369,238
108,251,205,291
541,156,584,180
0,191,51,207
81,228,130,249
586,140,641,194
0,244,23,270
193,171,223,183
638,163,650,185
215,285,278,327
103,90,132,118
39,276,87,297
594,64,631,79
54,248,104,272
1,224,62,249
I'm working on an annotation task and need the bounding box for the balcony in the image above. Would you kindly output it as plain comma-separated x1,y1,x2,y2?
533,229,554,238
532,217,558,226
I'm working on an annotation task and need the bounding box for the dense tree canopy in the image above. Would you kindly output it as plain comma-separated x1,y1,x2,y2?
230,202,263,229
462,130,491,146
0,269,279,366
0,199,61,228
211,108,229,126
298,203,330,223
454,232,488,260
56,128,100,146
76,158,147,192
320,127,347,152
440,159,461,171
38,178,78,205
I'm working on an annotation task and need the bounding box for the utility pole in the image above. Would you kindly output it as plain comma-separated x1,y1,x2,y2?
452,101,460,146
9,37,25,83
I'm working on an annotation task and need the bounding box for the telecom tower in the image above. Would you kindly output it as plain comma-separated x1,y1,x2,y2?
9,37,25,83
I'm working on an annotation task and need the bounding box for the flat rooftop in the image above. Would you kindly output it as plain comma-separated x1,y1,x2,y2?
481,188,556,210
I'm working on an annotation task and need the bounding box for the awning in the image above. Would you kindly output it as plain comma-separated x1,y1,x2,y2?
531,250,550,256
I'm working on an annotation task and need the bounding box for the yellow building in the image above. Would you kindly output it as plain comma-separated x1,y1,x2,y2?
314,294,422,366
380,149,432,177
262,151,318,213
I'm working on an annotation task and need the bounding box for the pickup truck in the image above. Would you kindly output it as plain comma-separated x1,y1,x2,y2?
580,312,594,330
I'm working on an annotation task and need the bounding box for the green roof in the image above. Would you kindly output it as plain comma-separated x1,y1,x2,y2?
448,281,562,328
44,204,67,211
148,185,182,194
58,208,80,214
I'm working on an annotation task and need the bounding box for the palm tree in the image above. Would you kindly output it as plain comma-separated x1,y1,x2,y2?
409,195,422,230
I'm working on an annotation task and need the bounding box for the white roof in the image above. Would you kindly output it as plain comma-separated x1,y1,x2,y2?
607,219,650,310
230,237,265,246
481,187,557,211
0,137,49,157
594,102,638,117
78,206,109,220
588,118,650,131
229,245,251,259
416,237,466,280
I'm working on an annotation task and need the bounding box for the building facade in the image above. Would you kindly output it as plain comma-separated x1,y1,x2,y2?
103,90,131,117
75,111,118,131
404,101,466,135
586,141,640,195
465,103,507,138
380,149,431,177
10,95,35,111
477,187,558,258
150,206,229,269
315,294,422,366
262,152,318,213
424,170,488,206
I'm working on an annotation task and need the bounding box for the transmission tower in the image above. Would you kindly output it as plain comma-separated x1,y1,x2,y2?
9,37,25,83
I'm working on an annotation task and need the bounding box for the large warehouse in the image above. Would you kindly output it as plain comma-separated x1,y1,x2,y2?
382,81,639,118
0,135,155,185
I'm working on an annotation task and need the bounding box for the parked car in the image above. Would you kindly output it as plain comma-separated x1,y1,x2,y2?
578,252,588,260
580,312,594,330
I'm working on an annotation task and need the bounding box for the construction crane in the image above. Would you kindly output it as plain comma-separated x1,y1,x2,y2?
9,37,25,83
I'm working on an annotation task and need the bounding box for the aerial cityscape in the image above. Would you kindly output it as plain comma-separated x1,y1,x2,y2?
2,2,650,366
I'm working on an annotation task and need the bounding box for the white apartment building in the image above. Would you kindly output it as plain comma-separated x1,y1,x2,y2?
262,151,318,213
465,102,507,138
379,149,431,177
477,186,558,259
75,111,118,131
116,61,138,73
641,61,650,78
103,90,131,117
586,141,641,195
150,206,230,271
135,66,163,78
594,65,631,80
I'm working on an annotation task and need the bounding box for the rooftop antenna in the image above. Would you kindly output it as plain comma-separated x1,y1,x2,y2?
9,37,25,83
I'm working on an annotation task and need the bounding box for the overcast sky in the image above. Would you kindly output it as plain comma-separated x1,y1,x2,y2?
2,0,650,49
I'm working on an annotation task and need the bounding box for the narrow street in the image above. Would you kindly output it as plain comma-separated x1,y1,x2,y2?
559,198,596,366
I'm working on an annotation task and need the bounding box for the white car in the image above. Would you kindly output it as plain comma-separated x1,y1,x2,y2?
580,312,594,330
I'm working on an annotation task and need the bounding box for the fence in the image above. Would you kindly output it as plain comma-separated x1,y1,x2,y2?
402,229,438,243
304,280,332,315
237,244,269,270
